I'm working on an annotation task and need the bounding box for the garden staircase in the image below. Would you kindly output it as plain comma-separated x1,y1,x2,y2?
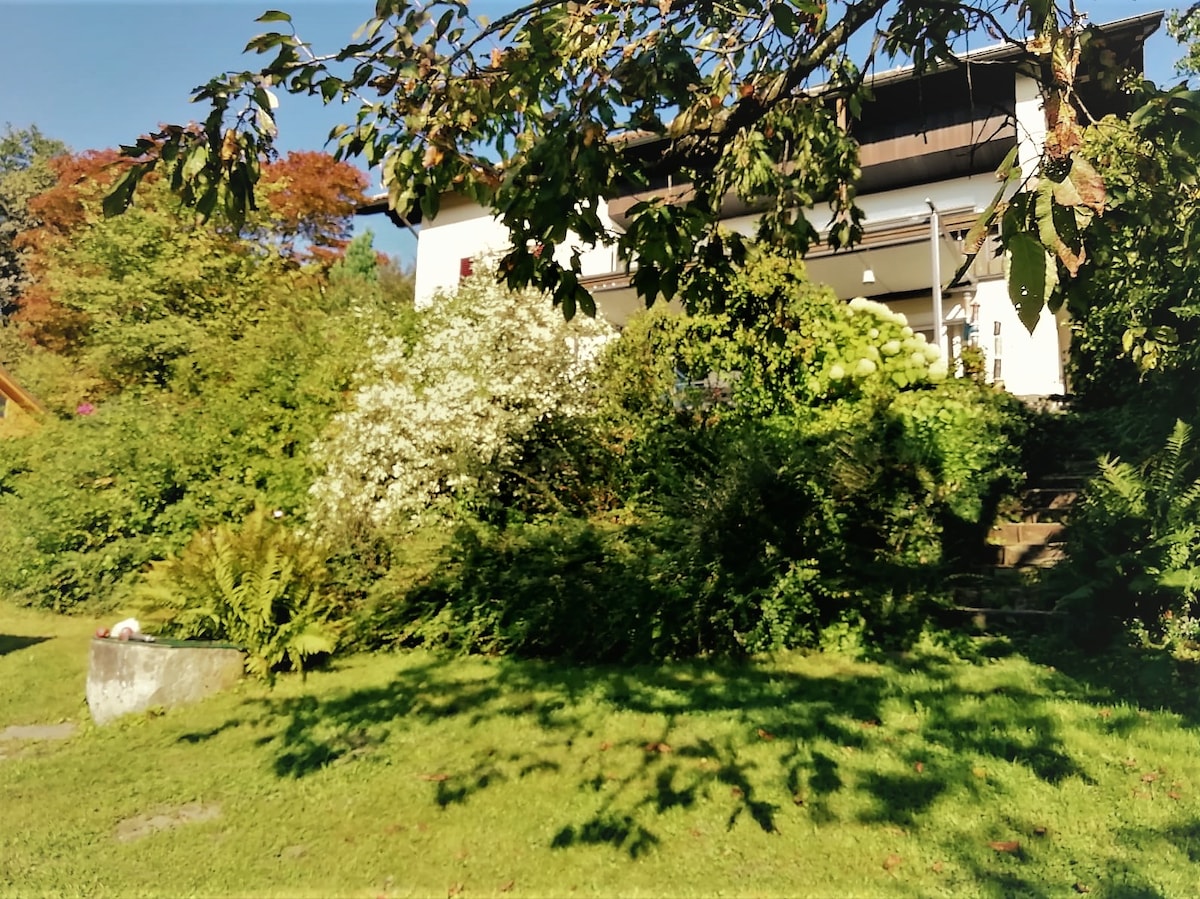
950,466,1092,623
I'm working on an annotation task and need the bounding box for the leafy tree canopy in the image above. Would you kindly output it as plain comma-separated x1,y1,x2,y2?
106,1,1162,322
1169,2,1200,78
0,125,67,320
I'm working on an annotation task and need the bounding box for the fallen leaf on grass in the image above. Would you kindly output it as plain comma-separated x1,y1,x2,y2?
860,719,879,729
1141,772,1159,783
447,884,464,899
756,728,776,741
1121,758,1138,768
988,840,1021,853
419,773,450,782
792,793,806,806
1033,825,1048,837
914,761,925,774
1098,708,1112,719
1168,791,1182,800
599,741,612,751
972,767,988,779
499,881,515,893
931,861,945,874
883,854,902,872
643,742,672,754
730,786,744,799
1073,883,1090,894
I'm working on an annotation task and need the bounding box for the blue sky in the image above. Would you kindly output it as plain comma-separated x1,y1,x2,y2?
0,1,1186,264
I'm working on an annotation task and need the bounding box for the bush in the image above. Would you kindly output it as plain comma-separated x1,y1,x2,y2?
378,517,667,661
309,263,614,533
368,384,1025,662
0,295,382,610
136,507,338,680
1056,420,1200,652
347,249,1030,662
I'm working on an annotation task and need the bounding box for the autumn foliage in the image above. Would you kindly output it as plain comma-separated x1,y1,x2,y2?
258,150,368,262
10,148,369,346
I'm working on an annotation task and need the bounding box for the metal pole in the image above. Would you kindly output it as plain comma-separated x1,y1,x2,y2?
926,198,947,358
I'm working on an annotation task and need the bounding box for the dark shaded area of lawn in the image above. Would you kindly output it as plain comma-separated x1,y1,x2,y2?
178,633,1198,898
0,633,50,656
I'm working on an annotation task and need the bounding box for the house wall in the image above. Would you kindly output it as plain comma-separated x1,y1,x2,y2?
970,278,1066,396
414,197,623,308
1015,70,1048,179
410,70,1069,396
414,198,510,306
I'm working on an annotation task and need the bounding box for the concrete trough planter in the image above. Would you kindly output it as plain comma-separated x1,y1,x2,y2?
86,637,245,725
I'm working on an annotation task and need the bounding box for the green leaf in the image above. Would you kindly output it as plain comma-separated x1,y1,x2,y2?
319,78,342,102
256,10,292,23
771,3,799,37
102,167,142,218
953,145,1021,284
1006,233,1058,333
195,187,219,221
181,144,209,181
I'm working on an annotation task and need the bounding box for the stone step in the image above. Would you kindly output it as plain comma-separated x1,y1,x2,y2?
988,521,1066,546
938,606,1067,633
1020,486,1080,509
986,541,1067,568
1018,507,1072,524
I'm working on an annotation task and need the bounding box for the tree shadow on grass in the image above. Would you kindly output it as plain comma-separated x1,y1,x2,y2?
1017,636,1200,726
229,646,1196,886
0,634,50,657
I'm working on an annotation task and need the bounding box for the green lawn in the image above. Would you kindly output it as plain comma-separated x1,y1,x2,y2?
2,605,1199,898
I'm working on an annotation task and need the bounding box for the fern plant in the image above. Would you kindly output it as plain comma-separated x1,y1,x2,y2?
1060,420,1200,649
137,507,338,681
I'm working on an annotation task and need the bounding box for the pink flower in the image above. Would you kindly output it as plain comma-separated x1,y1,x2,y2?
76,402,95,416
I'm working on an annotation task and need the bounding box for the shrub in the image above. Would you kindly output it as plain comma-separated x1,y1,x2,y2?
375,516,666,661
349,250,1029,662
0,296,381,610
1056,420,1200,652
136,507,337,680
309,263,613,532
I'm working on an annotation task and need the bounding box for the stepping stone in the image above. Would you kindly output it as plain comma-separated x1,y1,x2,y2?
115,801,222,842
0,722,78,741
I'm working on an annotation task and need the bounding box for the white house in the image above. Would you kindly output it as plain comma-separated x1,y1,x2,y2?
365,11,1162,399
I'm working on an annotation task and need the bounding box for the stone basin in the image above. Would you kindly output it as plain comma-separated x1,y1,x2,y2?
86,637,245,725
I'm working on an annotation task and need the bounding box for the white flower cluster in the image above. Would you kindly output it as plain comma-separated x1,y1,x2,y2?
310,267,614,531
833,296,949,384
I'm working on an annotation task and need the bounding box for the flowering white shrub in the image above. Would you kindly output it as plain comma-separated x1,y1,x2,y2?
834,296,948,387
310,266,614,530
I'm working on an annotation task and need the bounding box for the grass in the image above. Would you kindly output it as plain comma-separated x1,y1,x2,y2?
2,605,1200,898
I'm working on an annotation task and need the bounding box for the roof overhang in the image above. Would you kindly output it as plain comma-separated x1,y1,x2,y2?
356,11,1164,228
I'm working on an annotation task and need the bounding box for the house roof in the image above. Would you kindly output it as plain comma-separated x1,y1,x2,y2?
356,10,1164,226
861,9,1163,90
0,363,46,416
